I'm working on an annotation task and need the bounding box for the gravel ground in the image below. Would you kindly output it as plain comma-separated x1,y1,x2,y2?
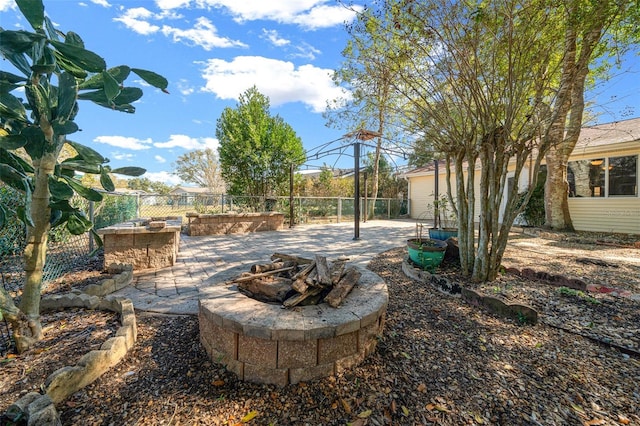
1,232,639,426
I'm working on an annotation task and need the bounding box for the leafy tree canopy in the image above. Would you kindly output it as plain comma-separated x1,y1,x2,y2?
216,86,305,197
173,148,225,193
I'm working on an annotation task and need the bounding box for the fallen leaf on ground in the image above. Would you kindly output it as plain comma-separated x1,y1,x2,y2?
240,410,258,423
357,409,372,418
617,414,631,424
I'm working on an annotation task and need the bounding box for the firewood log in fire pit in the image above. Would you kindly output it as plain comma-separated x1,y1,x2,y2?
228,253,359,308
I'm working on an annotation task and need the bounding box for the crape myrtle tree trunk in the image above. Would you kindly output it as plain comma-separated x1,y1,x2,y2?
0,0,168,352
364,0,558,281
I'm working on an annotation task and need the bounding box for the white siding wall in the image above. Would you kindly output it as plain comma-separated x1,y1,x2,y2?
568,198,640,234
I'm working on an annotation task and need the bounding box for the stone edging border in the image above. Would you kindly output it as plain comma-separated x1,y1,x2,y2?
401,257,538,325
3,265,136,426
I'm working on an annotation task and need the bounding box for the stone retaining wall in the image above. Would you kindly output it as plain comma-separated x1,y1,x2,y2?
186,212,284,236
97,219,181,270
199,266,387,386
3,267,137,425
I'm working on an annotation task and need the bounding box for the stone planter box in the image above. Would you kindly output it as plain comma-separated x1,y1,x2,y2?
186,212,284,236
97,218,181,270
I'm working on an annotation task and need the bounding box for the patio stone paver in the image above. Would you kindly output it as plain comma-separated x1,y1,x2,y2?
111,220,418,315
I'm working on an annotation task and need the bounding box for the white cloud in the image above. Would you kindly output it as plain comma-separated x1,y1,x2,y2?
261,29,290,47
177,79,195,96
114,7,161,35
290,4,359,30
200,56,350,113
111,152,135,161
0,0,15,12
155,0,191,9
161,17,247,50
153,134,219,150
143,171,183,186
94,136,153,150
90,0,111,7
291,42,321,61
155,155,167,163
197,0,361,29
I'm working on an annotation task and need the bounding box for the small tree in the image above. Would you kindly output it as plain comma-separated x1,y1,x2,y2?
0,0,168,352
173,148,225,193
217,86,305,199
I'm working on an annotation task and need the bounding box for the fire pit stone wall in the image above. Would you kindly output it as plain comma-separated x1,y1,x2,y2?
186,212,284,236
198,266,387,386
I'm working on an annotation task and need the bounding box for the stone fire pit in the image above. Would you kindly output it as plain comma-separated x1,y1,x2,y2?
198,266,387,386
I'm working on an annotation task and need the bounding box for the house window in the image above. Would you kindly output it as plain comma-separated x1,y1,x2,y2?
568,155,638,197
608,155,637,196
568,159,604,197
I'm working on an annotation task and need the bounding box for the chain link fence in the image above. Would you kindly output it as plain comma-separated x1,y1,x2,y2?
0,187,407,355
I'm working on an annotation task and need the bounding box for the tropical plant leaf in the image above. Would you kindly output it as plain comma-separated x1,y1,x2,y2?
99,167,115,192
44,16,61,42
57,72,78,122
131,68,169,93
0,30,44,54
0,92,28,122
0,149,34,174
60,158,101,174
65,140,107,164
78,65,130,90
52,120,79,135
49,199,76,212
89,229,103,254
0,71,27,84
0,135,27,150
48,176,74,200
66,212,91,235
49,40,105,73
0,163,28,191
62,175,103,201
53,52,88,79
15,0,44,31
111,166,146,176
21,126,46,159
102,70,121,102
64,31,85,48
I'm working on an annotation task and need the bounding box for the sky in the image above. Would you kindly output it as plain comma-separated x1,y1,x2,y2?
1,0,639,187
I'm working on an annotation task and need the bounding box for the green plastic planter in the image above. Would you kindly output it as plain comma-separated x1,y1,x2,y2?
406,238,447,270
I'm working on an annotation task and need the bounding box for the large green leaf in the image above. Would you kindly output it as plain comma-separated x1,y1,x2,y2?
78,86,142,105
102,70,121,102
0,71,27,84
57,72,78,122
31,45,56,74
0,92,28,121
66,212,91,235
99,166,115,191
60,158,101,174
132,68,169,93
16,0,45,31
111,166,146,176
22,127,46,160
62,175,103,201
0,30,44,54
49,199,76,212
65,140,107,164
78,65,130,90
64,31,85,48
52,120,79,135
49,40,105,73
25,83,51,123
48,176,74,200
44,16,61,42
0,135,27,150
0,148,34,174
89,229,103,254
0,163,28,191
53,52,88,79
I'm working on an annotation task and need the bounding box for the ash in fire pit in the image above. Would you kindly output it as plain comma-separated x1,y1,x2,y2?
230,253,361,308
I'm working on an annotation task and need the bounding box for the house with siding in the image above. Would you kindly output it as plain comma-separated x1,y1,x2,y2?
403,117,640,235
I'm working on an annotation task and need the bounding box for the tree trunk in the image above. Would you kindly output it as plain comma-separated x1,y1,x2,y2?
544,147,574,230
